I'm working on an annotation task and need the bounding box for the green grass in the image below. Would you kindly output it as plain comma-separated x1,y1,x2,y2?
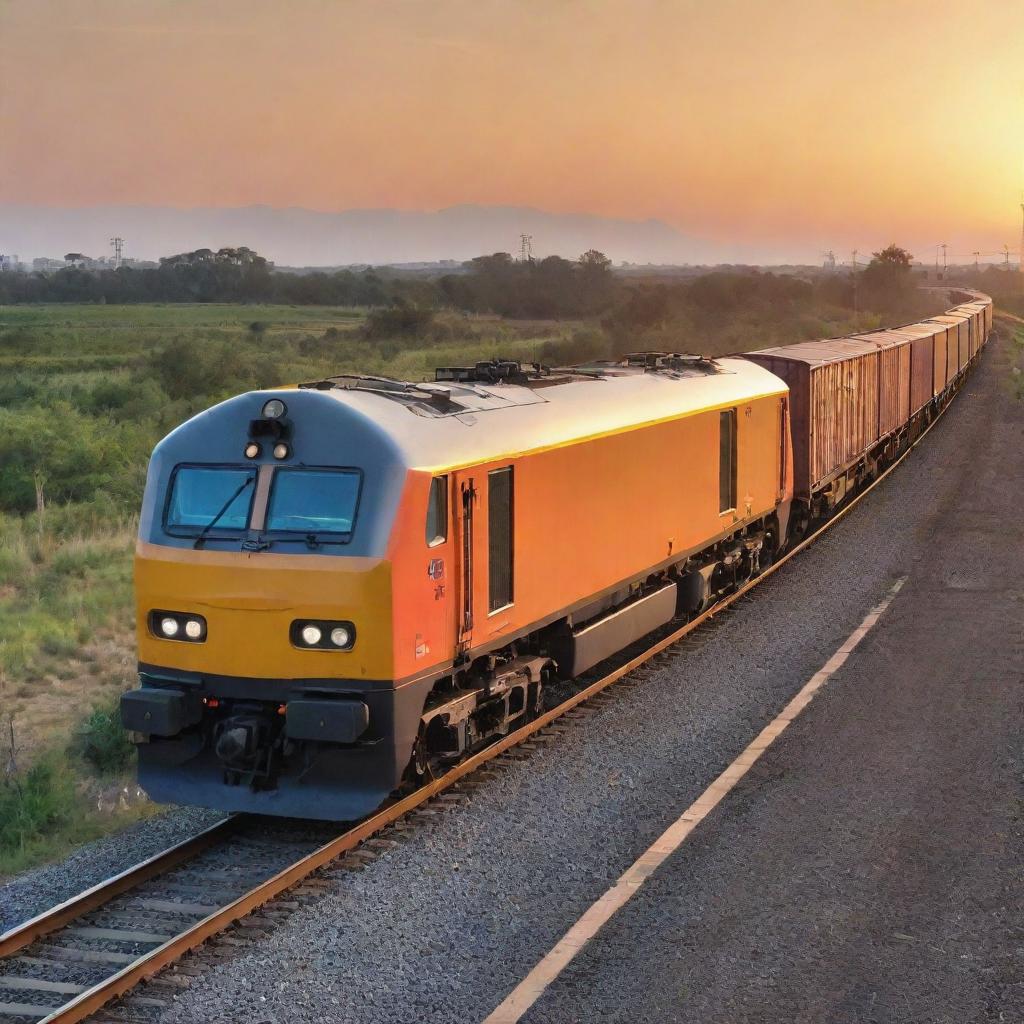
0,748,153,877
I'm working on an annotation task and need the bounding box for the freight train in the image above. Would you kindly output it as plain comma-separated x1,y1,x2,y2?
121,290,993,820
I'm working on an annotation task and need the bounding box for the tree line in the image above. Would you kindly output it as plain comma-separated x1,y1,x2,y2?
0,242,931,328
0,245,617,312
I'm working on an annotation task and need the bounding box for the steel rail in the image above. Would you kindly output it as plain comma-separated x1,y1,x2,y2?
0,818,241,960
0,340,985,1024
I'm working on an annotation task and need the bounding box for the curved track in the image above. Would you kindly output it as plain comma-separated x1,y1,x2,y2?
0,338,987,1024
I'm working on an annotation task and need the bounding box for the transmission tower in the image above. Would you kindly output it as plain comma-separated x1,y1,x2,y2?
519,234,533,263
110,236,124,268
851,249,859,321
821,250,836,270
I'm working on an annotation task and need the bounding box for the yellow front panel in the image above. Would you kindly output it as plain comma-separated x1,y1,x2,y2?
135,542,394,681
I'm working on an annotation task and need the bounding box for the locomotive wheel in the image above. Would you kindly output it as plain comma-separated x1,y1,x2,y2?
757,527,778,574
401,733,436,790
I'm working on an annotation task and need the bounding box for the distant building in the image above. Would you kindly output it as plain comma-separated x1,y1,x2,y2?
0,254,19,272
33,257,67,273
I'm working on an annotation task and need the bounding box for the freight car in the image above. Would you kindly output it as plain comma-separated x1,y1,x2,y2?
121,291,992,821
745,290,991,532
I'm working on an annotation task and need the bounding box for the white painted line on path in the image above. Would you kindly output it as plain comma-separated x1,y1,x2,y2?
482,576,908,1024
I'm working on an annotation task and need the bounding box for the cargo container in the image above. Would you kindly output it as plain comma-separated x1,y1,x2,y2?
932,325,950,395
745,339,880,499
929,313,971,372
928,317,962,383
959,302,990,356
852,329,913,437
952,306,980,360
887,322,941,410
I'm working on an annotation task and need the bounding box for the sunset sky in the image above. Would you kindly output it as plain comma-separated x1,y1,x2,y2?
1,0,1022,263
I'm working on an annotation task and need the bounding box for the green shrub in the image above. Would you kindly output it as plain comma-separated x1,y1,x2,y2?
539,328,612,366
78,699,135,775
147,336,281,401
0,544,30,586
361,304,436,341
0,754,78,863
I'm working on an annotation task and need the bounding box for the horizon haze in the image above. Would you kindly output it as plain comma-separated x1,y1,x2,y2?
1,1,1022,267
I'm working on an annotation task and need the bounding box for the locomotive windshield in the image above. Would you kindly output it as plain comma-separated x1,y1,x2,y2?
164,465,361,541
166,466,256,535
265,468,361,536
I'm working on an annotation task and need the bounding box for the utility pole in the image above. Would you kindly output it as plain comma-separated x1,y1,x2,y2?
109,236,124,268
851,249,859,321
941,242,948,277
1004,244,1011,269
519,234,533,264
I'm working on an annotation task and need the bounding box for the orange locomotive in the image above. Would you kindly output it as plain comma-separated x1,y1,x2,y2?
121,291,991,821
124,354,789,819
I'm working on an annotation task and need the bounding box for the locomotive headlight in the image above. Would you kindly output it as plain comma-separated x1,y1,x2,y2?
273,442,290,460
262,399,287,419
151,611,207,642
291,620,355,650
244,442,261,459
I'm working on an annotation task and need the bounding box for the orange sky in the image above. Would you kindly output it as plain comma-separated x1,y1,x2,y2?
1,0,1022,260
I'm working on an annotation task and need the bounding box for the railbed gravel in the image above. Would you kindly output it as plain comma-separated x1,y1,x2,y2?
0,807,223,932
4,338,1017,1023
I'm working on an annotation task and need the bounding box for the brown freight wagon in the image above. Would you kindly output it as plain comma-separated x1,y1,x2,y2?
950,305,979,360
851,329,912,437
873,322,948,408
957,302,990,357
929,313,970,374
892,322,944,409
745,339,881,503
930,324,951,394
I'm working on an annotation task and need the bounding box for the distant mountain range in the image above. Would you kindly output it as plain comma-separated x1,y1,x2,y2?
0,203,742,267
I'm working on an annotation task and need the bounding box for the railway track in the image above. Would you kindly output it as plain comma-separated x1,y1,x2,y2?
0,346,983,1024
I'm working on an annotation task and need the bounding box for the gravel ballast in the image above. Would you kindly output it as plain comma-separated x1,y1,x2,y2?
0,808,223,933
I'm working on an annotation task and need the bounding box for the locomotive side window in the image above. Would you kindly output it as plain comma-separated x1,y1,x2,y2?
488,467,514,612
719,409,737,513
426,475,448,546
265,468,361,537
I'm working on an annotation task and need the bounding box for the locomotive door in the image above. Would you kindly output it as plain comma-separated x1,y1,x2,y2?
422,474,455,665
454,476,476,653
451,466,515,657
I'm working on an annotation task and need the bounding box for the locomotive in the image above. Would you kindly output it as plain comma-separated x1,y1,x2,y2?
121,291,992,820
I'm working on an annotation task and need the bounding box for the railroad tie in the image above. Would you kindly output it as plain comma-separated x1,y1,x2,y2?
0,1000,60,1019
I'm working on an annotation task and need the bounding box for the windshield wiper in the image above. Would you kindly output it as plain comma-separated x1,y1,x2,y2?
193,474,256,549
